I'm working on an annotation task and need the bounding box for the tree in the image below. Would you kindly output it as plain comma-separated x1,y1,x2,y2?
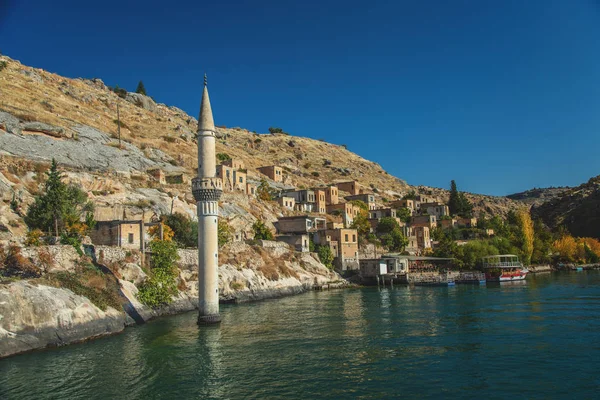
316,245,334,269
252,220,273,240
448,180,473,218
148,223,175,242
396,207,412,224
25,159,95,238
516,210,534,265
257,180,273,201
135,81,147,96
163,213,197,248
375,217,408,252
552,235,577,262
268,127,284,134
350,210,371,245
349,200,368,211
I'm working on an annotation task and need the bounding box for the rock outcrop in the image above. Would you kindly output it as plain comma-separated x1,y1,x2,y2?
125,92,157,112
0,281,126,358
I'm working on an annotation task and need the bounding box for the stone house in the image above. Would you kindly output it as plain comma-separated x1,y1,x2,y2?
324,185,339,205
326,202,361,228
421,203,450,219
147,168,166,184
413,226,431,249
411,215,437,230
369,208,397,220
280,189,316,212
390,199,415,214
337,181,360,195
257,165,283,182
276,234,310,252
216,164,247,193
89,220,162,250
313,227,359,271
165,173,188,185
222,158,245,170
457,217,478,228
440,218,458,230
246,182,257,197
278,196,296,211
314,189,327,214
275,215,327,234
345,193,376,210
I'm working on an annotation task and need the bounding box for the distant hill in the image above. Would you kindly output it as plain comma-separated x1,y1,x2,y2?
531,176,600,239
507,187,570,207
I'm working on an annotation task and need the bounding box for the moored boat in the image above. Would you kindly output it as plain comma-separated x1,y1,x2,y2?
482,254,529,282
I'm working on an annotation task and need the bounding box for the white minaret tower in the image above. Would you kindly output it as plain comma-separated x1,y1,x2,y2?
192,75,223,325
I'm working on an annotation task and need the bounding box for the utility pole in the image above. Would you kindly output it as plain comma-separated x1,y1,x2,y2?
117,102,121,148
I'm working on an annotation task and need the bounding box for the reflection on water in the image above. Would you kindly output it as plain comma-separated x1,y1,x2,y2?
1,271,600,399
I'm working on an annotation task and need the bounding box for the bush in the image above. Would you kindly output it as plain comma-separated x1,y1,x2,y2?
268,127,284,134
230,281,245,290
0,245,41,279
136,240,180,308
25,229,44,246
218,219,232,247
50,269,122,311
316,245,334,270
252,220,274,240
217,153,231,162
0,61,7,72
311,171,320,177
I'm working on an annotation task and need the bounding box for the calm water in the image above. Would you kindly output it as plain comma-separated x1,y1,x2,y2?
1,272,599,399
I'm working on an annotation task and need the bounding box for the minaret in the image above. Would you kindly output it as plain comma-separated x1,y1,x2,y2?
192,74,223,325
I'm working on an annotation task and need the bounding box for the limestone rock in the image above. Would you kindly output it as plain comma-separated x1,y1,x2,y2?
22,122,65,138
125,92,157,112
19,69,43,83
0,281,126,358
0,111,22,135
118,263,147,285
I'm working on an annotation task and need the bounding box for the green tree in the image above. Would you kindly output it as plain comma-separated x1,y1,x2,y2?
252,220,274,240
375,217,408,252
396,207,412,224
316,244,334,269
25,159,94,237
163,213,197,248
350,210,371,245
135,81,147,96
257,180,273,201
137,240,179,308
349,200,368,211
448,180,473,218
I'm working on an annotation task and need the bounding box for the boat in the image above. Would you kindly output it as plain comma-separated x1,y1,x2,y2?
482,254,529,282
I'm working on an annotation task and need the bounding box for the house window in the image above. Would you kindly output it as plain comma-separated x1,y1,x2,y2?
226,170,230,177
128,233,134,244
353,234,356,242
239,177,243,183
345,234,349,242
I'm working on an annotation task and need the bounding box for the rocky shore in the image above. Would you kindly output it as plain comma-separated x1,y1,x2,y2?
0,241,343,359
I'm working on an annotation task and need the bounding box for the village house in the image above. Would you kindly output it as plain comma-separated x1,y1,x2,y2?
257,165,283,182
390,198,416,213
277,234,310,252
275,215,326,234
222,158,245,170
345,193,376,210
314,228,359,271
280,189,316,212
324,185,339,205
216,164,247,193
165,173,188,185
411,214,437,230
314,189,327,214
89,220,162,250
326,202,361,227
369,208,397,220
337,180,360,195
277,196,296,211
457,217,478,228
421,202,450,219
246,182,257,197
147,168,166,184
327,221,344,230
440,217,458,230
413,226,432,249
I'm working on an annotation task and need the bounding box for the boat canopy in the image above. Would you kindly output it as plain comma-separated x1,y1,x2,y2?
481,254,523,268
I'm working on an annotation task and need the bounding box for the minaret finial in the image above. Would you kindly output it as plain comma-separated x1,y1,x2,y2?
204,73,207,87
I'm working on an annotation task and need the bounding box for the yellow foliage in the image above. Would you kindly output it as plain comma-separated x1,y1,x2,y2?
517,210,534,265
148,223,174,242
552,235,577,261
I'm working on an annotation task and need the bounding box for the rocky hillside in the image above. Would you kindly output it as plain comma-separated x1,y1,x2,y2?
0,53,522,239
507,187,570,207
531,176,600,239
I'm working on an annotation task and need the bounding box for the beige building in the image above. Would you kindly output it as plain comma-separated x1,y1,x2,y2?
457,217,478,228
222,158,245,170
278,196,296,210
422,203,450,219
345,193,376,210
257,165,283,182
275,216,326,234
315,189,327,214
411,215,437,230
147,168,166,184
337,181,360,195
216,164,247,193
391,199,415,213
276,234,310,252
246,182,257,197
326,202,361,227
440,218,458,230
413,226,431,249
324,185,339,205
89,220,161,250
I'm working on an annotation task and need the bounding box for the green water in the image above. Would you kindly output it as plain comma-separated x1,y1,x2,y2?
1,271,599,399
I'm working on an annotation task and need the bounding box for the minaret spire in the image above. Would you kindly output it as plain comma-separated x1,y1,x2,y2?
192,73,223,325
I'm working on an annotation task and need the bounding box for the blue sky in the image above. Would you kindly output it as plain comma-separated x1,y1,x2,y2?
1,0,599,195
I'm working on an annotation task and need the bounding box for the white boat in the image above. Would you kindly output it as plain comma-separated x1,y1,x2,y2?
482,254,529,282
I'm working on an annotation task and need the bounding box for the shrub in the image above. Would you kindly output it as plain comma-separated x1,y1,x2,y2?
311,172,320,177
218,219,232,247
40,100,54,111
316,245,334,270
0,245,41,278
254,138,262,144
25,229,44,246
303,163,311,169
230,281,245,290
268,127,283,134
162,136,177,143
0,61,7,72
50,270,122,311
217,153,231,162
136,240,180,308
252,220,274,240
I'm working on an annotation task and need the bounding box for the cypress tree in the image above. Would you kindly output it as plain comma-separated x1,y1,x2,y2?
135,80,147,96
448,180,461,216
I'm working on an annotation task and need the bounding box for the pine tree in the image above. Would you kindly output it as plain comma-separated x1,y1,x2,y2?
136,80,147,96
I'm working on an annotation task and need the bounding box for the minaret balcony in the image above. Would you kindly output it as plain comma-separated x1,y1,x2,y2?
192,177,223,202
